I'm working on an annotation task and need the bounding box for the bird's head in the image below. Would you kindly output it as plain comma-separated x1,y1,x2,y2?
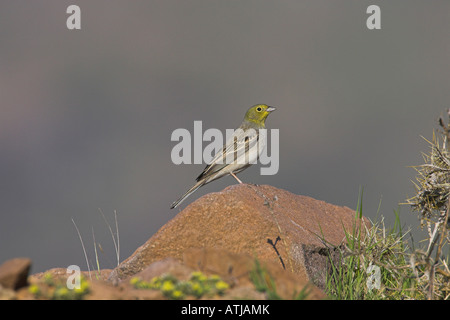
243,104,276,126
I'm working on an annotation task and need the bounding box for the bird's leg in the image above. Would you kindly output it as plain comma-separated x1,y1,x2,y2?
230,172,243,184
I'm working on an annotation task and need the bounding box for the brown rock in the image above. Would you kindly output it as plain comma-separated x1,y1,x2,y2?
86,279,164,300
130,248,325,300
0,257,31,290
110,184,368,289
183,247,255,284
134,257,194,282
0,285,16,300
182,247,325,300
31,268,112,282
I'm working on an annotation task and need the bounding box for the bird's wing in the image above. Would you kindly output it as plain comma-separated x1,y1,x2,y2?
196,128,259,182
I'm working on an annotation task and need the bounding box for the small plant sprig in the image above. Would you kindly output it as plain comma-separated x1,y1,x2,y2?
407,131,450,231
130,271,229,300
249,259,282,300
249,258,310,300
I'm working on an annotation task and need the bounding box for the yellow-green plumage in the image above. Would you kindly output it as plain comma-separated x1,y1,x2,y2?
170,104,276,209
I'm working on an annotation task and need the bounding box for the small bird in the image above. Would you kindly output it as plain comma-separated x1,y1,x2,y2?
170,104,276,209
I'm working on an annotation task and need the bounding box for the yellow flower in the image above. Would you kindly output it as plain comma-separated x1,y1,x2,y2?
129,276,141,286
171,290,184,300
209,274,221,282
191,282,204,297
190,271,207,282
161,280,175,293
28,284,40,296
43,272,54,284
215,280,229,293
54,287,70,299
74,279,90,294
150,276,162,289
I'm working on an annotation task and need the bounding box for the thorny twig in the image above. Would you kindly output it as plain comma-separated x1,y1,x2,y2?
405,110,450,299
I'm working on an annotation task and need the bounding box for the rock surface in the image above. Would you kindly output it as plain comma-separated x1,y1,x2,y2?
3,184,370,300
109,184,368,289
16,248,324,300
0,257,31,290
179,247,325,299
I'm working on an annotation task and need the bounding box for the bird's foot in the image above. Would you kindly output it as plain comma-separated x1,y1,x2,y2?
230,172,243,184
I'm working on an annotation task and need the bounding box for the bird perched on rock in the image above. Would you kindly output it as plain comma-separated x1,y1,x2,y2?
170,104,276,209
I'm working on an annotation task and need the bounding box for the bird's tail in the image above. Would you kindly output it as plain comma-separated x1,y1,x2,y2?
170,180,205,209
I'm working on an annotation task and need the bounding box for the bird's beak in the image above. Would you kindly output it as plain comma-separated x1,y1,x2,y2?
266,106,276,112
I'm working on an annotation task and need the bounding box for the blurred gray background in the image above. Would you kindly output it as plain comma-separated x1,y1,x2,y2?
1,1,449,273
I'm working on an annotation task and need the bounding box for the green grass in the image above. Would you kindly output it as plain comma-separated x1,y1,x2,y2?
72,209,120,280
323,115,450,300
249,259,282,300
249,258,311,300
324,190,449,300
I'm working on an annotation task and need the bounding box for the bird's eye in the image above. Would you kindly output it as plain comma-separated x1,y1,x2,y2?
256,107,262,112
